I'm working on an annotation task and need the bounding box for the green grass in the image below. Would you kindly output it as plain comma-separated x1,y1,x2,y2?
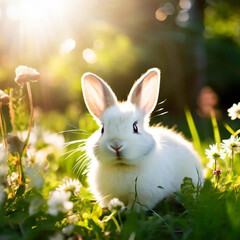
0,87,240,240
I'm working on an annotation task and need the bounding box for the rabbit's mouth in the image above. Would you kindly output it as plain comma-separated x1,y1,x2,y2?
114,156,133,167
115,162,131,167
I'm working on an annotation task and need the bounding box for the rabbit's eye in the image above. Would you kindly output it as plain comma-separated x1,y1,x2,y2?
133,122,138,134
101,126,104,135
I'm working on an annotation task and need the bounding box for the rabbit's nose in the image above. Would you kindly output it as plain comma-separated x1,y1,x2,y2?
110,145,122,152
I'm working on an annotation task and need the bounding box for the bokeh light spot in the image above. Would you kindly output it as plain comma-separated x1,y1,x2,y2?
60,38,76,55
82,48,97,64
163,2,175,15
155,8,167,21
179,0,191,10
176,10,189,24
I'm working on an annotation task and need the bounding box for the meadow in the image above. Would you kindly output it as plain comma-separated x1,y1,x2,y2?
1,0,240,239
0,66,239,240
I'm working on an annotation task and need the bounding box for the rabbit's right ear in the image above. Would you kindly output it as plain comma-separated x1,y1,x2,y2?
128,68,160,115
82,73,117,119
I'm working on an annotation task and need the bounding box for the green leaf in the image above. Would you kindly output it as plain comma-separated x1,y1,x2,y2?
224,123,235,136
92,204,103,218
210,111,221,145
181,177,196,196
184,107,201,154
16,185,25,197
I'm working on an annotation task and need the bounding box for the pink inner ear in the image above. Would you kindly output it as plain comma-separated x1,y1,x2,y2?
139,72,159,114
82,76,106,119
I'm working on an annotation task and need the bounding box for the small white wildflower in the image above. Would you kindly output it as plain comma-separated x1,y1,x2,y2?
34,149,49,170
0,185,5,204
108,198,125,212
15,65,40,86
221,135,240,156
7,172,19,187
42,132,65,149
227,102,240,120
62,224,74,235
56,178,82,195
26,147,50,171
205,144,226,162
47,190,73,216
19,129,37,146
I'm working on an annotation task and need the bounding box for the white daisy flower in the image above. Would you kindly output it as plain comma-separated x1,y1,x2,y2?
227,102,240,120
205,144,226,163
108,198,125,212
221,135,240,156
56,178,82,195
47,190,73,216
26,147,49,171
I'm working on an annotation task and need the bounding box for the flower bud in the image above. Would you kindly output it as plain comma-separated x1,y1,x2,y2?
0,90,9,105
6,134,24,155
213,169,222,175
15,65,40,86
108,198,125,212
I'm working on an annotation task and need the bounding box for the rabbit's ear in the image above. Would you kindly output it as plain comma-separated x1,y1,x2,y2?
82,73,117,119
128,68,160,115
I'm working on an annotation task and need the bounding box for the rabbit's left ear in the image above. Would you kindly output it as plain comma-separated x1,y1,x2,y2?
127,68,160,115
82,73,117,119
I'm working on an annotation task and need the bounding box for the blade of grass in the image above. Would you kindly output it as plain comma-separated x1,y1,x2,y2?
184,107,201,154
234,129,240,136
210,110,221,145
111,215,121,232
223,123,235,136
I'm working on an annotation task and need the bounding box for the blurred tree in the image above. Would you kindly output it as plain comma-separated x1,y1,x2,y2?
0,0,239,117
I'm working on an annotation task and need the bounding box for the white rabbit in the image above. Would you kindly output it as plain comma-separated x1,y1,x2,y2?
81,68,203,209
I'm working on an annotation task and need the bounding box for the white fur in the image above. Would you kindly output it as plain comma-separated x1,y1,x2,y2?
82,68,203,209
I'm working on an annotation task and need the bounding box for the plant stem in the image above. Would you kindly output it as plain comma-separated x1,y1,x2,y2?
17,153,23,185
9,88,16,133
0,103,8,149
216,174,220,188
18,82,34,187
112,215,121,232
117,211,123,229
230,150,234,174
21,82,34,156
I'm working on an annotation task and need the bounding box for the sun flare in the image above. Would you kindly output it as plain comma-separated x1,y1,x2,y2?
7,0,66,24
4,0,75,59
